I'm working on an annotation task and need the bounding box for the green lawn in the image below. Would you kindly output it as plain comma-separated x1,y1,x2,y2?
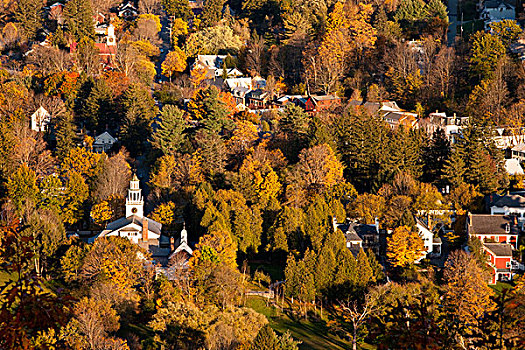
247,296,366,350
490,281,514,295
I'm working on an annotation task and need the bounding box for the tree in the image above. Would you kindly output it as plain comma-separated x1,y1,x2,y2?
162,0,191,19
190,230,237,269
386,225,425,267
350,193,385,225
469,31,505,80
55,113,78,161
201,0,224,27
185,24,243,56
161,47,187,81
62,171,89,225
490,19,522,47
338,289,384,350
134,14,162,44
7,164,39,212
355,248,374,286
14,0,42,41
139,0,162,14
91,201,114,226
64,0,95,41
249,325,278,350
94,150,132,201
151,105,187,155
288,144,344,200
63,297,128,349
443,250,495,344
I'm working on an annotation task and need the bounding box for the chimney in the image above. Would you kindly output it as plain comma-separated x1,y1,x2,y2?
374,217,380,233
170,236,175,252
427,214,432,232
332,216,338,232
142,217,148,242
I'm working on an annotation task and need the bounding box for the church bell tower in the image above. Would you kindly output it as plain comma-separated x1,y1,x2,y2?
126,174,144,218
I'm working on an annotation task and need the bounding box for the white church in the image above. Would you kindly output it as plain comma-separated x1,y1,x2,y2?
93,175,193,267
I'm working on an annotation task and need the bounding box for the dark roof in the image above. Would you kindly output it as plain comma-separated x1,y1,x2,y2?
468,214,519,235
105,215,162,235
484,0,514,9
246,89,268,100
483,243,513,256
338,222,377,242
489,194,525,208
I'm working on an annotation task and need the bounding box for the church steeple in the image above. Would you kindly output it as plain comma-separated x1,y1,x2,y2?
126,174,143,217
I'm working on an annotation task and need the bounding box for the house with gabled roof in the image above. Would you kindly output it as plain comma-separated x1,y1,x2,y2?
467,213,519,249
31,106,51,132
483,243,514,284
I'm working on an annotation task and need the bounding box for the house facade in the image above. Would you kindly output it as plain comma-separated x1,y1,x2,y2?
467,213,519,249
483,243,514,284
93,131,117,153
31,106,51,132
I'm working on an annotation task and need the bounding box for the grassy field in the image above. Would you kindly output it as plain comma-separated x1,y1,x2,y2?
247,296,368,350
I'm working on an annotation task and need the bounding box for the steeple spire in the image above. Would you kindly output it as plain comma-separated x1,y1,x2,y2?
126,174,143,217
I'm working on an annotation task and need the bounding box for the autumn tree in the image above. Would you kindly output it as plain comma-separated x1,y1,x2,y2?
386,225,425,267
7,164,39,212
443,250,495,344
161,47,187,81
469,31,505,81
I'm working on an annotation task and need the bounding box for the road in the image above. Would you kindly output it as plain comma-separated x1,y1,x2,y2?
156,14,171,83
447,0,459,46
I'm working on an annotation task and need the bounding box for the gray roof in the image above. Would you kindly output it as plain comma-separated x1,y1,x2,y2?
483,243,513,256
338,222,377,242
103,215,162,235
484,0,514,9
468,214,519,235
490,194,525,208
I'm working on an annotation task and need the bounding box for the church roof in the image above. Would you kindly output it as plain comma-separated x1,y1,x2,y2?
132,174,139,181
101,215,162,236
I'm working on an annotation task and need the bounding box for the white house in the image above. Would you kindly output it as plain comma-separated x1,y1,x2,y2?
93,131,117,153
481,0,516,30
416,218,442,260
30,106,51,132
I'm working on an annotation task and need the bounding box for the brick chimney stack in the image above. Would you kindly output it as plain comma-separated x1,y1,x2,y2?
142,217,148,242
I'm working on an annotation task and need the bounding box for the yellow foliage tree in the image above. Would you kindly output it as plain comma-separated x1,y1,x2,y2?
90,201,113,226
237,155,281,206
386,225,425,267
150,201,178,227
161,47,187,81
61,147,104,179
171,17,188,38
137,13,161,32
190,65,208,89
443,250,495,329
190,229,237,269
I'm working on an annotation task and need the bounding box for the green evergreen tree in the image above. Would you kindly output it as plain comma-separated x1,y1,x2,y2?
422,128,450,184
120,85,158,155
250,325,279,350
367,248,385,282
335,111,389,192
55,113,78,162
355,248,374,287
64,0,95,41
162,0,191,20
387,126,425,180
83,79,114,132
443,149,466,188
14,0,43,41
221,60,228,80
151,105,187,155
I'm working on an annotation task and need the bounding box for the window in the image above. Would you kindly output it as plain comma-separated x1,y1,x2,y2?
506,261,511,268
